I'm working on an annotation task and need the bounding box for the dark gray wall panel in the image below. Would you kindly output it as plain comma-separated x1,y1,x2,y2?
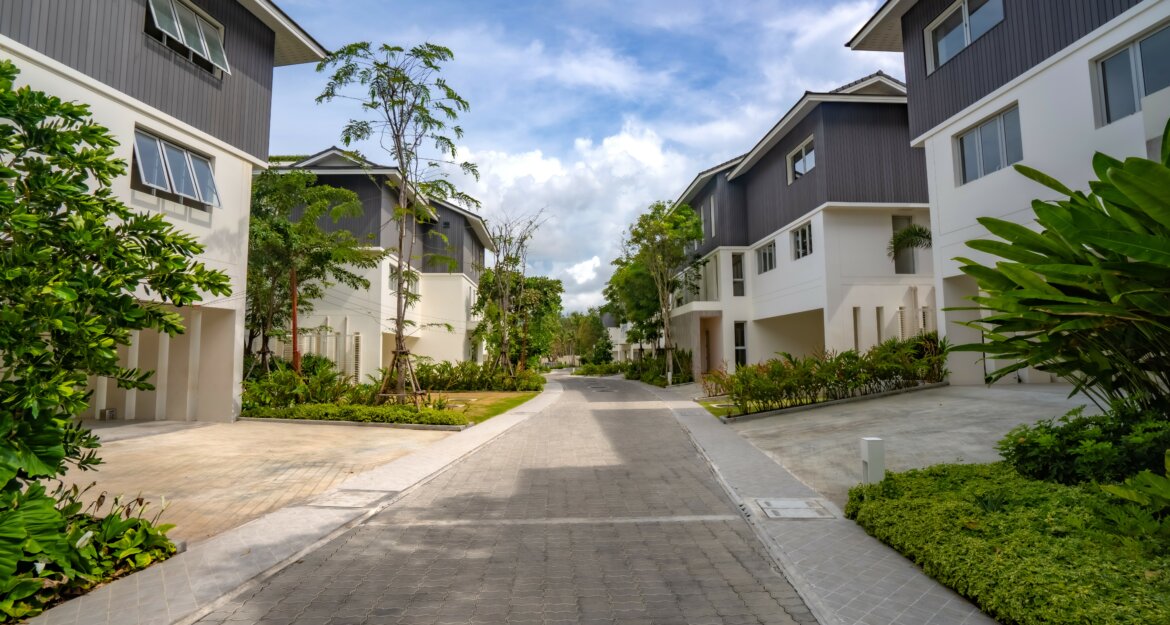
1,0,276,158
821,102,929,203
742,108,826,242
902,0,1143,138
309,174,386,245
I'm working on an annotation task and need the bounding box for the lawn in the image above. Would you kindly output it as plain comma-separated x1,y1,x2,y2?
696,397,742,418
437,391,540,424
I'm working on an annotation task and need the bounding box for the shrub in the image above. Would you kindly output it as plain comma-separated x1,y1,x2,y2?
954,118,1170,413
998,404,1170,484
846,463,1170,625
412,360,546,392
574,362,628,376
242,403,469,426
624,349,694,386
726,333,947,414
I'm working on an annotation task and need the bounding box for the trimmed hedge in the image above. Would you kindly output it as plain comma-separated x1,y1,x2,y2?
242,403,469,426
575,362,628,376
846,463,1170,625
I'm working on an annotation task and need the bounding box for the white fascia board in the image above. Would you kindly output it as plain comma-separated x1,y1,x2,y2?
727,94,908,180
847,0,914,51
675,157,744,206
236,0,327,66
837,74,907,95
1,36,267,167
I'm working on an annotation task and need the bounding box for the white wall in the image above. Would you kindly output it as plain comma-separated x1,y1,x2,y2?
919,1,1170,382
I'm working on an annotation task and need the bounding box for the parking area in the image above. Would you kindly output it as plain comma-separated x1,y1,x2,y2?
732,384,1096,507
63,420,452,543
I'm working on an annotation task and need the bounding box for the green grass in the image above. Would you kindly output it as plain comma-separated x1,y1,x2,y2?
697,398,742,418
847,463,1170,625
437,391,540,424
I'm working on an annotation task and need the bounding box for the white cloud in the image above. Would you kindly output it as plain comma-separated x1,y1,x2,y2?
566,256,602,285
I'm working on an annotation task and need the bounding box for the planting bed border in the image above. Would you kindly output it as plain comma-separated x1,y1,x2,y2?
237,417,469,431
715,381,949,424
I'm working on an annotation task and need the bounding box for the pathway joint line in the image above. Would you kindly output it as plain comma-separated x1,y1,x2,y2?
365,513,741,527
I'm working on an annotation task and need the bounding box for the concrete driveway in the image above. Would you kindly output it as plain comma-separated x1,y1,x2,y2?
732,384,1096,507
63,420,451,543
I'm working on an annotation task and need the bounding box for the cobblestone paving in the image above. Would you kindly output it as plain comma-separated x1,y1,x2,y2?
197,376,818,625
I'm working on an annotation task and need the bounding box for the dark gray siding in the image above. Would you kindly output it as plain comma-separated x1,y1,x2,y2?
821,102,929,203
742,108,827,242
419,206,485,281
902,0,1142,138
1,0,276,158
310,174,387,245
691,171,749,258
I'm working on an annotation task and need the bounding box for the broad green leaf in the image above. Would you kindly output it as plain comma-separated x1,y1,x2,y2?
1013,164,1074,196
1083,231,1170,266
1108,159,1170,230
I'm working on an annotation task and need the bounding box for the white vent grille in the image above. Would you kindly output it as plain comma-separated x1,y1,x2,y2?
352,333,361,379
897,307,908,340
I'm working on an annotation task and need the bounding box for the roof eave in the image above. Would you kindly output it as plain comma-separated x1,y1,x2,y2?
238,0,328,66
846,0,912,52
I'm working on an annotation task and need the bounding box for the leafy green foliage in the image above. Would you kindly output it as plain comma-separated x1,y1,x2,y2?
846,463,1170,625
954,119,1170,412
998,404,1170,484
624,350,695,387
886,223,932,258
474,269,563,370
727,334,948,414
1098,450,1170,541
0,59,221,619
242,403,468,426
574,362,628,376
412,361,546,392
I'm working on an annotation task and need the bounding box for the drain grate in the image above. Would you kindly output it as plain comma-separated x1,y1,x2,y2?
754,498,834,519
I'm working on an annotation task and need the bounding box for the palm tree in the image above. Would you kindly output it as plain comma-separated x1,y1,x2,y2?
887,223,932,259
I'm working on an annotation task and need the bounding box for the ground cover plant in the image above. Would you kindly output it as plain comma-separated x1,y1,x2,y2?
574,362,629,376
0,60,228,620
241,403,468,426
846,463,1170,625
624,350,694,386
724,333,947,414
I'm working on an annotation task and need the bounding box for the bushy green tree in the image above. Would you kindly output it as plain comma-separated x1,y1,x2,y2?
0,60,228,616
954,120,1170,412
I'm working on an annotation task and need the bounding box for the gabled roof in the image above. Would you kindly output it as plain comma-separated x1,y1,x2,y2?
725,74,907,181
274,147,495,252
675,154,745,207
238,0,328,66
846,0,917,52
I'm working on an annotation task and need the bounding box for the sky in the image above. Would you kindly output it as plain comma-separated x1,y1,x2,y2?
268,0,904,311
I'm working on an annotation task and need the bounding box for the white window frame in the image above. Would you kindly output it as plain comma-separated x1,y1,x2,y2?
731,252,745,297
1095,23,1170,126
733,322,747,368
147,0,232,74
956,105,1022,185
756,240,776,274
787,136,815,184
708,196,717,239
925,0,1004,73
133,129,222,208
792,222,813,260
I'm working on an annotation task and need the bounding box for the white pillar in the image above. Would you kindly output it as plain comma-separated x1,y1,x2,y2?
124,330,139,420
92,376,108,419
339,315,350,375
861,437,885,485
155,332,169,420
185,309,202,421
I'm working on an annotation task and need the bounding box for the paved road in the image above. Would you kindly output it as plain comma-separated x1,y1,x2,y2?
197,376,817,625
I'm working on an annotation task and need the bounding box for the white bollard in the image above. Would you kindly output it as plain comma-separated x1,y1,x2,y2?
861,437,885,484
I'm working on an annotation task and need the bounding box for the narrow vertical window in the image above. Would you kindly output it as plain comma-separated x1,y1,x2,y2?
892,216,916,275
756,241,776,274
1101,49,1138,123
732,253,745,296
792,223,813,259
788,137,815,184
734,322,747,368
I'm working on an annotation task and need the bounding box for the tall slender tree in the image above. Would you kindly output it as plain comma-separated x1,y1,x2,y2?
474,211,545,371
317,42,478,402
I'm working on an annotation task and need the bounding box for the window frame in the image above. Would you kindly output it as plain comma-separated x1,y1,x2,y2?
1096,23,1170,126
734,322,747,368
146,0,232,76
956,105,1022,185
131,128,222,209
891,215,916,275
792,222,813,260
756,240,776,274
731,253,745,297
925,0,1004,73
787,136,815,184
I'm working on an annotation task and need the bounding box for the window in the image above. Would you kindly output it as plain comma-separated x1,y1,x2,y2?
927,0,1003,71
709,196,717,239
133,129,221,207
788,137,815,183
892,216,916,274
1098,24,1170,124
958,106,1021,184
731,253,745,297
756,241,776,274
146,0,231,75
734,322,747,368
792,223,813,259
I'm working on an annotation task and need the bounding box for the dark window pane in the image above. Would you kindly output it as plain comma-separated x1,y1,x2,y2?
979,119,1003,175
734,323,745,347
1140,26,1170,96
892,216,916,274
732,254,743,280
1102,49,1138,123
968,0,1004,41
960,131,980,183
1002,107,1023,165
804,144,815,171
932,8,966,66
792,152,804,178
133,131,170,191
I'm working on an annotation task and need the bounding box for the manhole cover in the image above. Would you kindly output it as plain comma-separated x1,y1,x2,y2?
755,498,834,519
307,490,394,509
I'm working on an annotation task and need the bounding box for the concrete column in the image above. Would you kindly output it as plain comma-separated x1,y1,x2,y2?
185,308,202,421
339,315,350,375
92,376,108,418
124,330,139,420
155,332,169,420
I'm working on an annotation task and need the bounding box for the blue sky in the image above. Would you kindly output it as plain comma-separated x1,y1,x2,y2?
269,0,902,310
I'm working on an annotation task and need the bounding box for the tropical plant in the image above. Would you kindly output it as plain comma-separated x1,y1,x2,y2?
953,119,1170,413
317,42,479,402
0,59,226,619
473,211,548,371
1098,449,1170,541
886,223,932,259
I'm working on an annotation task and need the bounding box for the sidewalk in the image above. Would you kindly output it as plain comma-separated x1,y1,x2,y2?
31,382,564,625
650,383,997,625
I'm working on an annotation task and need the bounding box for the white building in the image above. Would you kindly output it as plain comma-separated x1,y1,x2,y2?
272,148,494,380
670,74,936,381
849,0,1170,384
1,0,325,421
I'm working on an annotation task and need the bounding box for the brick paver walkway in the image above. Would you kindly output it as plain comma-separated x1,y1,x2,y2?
196,376,818,625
